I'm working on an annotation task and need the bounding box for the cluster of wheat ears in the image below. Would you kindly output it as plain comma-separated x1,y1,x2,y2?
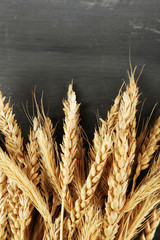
0,64,160,240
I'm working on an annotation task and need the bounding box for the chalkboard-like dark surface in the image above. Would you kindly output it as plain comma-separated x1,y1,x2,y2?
0,0,160,239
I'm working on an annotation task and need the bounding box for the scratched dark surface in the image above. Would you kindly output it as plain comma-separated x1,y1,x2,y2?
0,0,160,239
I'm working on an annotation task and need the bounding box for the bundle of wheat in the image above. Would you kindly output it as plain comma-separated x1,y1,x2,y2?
0,63,159,240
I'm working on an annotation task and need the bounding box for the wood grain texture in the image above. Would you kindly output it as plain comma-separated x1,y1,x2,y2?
0,0,159,239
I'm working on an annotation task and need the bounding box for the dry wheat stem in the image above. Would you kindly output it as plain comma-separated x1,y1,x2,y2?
0,170,8,239
103,67,138,240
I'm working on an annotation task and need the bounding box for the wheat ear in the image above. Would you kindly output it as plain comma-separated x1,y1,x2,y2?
140,209,160,240
70,127,112,237
37,126,72,207
0,91,25,166
0,148,53,229
103,67,138,239
98,88,121,199
131,116,160,193
60,83,80,240
0,171,8,239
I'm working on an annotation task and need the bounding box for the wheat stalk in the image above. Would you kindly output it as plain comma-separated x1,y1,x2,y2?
0,170,8,240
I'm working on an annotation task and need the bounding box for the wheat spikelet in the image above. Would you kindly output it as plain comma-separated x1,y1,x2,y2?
140,209,160,240
0,91,25,166
131,116,160,193
103,67,138,240
0,170,8,239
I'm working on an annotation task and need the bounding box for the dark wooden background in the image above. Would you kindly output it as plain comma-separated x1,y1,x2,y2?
0,0,159,239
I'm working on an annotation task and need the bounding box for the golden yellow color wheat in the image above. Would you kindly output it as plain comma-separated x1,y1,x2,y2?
0,64,159,240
